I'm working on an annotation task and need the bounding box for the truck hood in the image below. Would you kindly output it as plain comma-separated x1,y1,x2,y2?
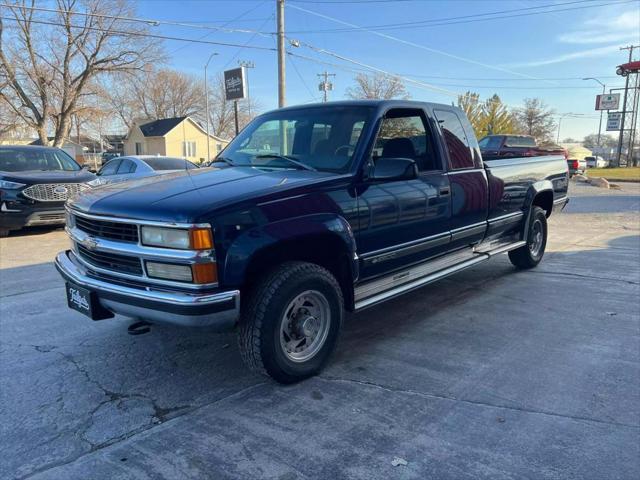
70,166,337,223
0,169,96,184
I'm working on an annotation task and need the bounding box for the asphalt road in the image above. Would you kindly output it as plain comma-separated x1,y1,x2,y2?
1,182,639,480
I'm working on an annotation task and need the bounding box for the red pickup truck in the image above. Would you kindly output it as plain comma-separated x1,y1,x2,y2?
479,135,567,161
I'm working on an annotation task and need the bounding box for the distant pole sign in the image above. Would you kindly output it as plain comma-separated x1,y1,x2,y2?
595,93,620,110
224,67,246,101
606,112,622,131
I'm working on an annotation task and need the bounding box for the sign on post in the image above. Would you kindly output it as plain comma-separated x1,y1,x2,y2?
224,67,246,101
595,93,620,110
606,112,622,131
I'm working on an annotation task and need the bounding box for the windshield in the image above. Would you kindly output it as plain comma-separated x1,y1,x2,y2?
143,157,197,171
220,106,374,173
0,147,81,172
504,136,537,148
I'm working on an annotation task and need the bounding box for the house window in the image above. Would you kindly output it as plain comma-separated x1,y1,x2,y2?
135,142,143,155
182,141,196,157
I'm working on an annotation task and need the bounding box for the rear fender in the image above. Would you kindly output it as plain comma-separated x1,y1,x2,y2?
522,181,554,241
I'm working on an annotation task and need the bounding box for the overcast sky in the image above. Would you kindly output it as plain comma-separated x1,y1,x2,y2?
135,0,640,140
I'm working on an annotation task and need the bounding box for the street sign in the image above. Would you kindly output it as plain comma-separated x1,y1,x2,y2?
606,112,622,131
595,93,620,110
224,67,246,101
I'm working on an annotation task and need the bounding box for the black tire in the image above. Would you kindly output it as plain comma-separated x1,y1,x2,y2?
508,206,547,269
0,228,10,238
238,262,344,384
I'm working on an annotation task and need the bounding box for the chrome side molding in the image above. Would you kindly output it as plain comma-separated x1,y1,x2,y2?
354,240,526,310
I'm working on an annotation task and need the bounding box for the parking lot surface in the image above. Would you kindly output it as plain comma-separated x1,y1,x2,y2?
1,182,639,479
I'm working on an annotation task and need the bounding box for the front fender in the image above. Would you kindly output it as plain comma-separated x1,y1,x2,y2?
222,213,358,286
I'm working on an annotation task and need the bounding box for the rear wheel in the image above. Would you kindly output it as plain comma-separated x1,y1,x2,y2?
238,262,343,384
508,206,547,269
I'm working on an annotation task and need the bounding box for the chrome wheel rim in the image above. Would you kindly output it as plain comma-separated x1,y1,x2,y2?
529,220,544,257
279,290,331,363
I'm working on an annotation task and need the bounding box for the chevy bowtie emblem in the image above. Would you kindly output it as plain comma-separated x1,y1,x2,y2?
80,236,98,250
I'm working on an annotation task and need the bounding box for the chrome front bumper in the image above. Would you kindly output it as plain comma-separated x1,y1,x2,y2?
55,250,240,329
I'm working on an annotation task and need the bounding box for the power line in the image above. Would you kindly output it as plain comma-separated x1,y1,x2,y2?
286,0,634,33
169,1,269,55
288,3,553,82
0,2,269,36
0,16,278,52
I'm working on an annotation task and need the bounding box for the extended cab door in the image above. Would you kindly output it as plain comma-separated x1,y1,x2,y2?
431,107,489,249
356,108,451,280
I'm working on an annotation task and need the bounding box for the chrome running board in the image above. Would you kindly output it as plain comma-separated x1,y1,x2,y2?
354,240,526,311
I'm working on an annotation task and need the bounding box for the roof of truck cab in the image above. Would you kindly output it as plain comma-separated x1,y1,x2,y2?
269,99,455,113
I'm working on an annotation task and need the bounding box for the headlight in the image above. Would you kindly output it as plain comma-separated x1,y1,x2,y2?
140,226,213,250
145,261,217,284
146,262,193,282
0,180,26,189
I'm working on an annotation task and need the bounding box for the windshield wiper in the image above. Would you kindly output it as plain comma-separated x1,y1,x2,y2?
255,154,316,171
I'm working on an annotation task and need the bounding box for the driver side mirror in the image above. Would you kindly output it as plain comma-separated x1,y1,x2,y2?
370,157,418,181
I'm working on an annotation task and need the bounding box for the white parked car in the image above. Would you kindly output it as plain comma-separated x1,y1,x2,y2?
88,155,198,186
585,156,608,168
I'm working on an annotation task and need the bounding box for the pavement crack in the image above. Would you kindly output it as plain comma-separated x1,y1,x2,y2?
317,375,640,430
18,381,267,480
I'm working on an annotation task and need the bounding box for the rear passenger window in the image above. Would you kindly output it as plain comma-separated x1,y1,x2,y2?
99,159,120,176
116,159,136,174
434,109,474,170
374,109,439,172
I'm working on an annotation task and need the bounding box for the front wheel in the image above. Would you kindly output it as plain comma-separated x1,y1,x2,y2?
508,206,547,269
238,262,343,384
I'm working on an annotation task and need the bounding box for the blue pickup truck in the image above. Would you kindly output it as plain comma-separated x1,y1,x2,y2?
56,100,569,383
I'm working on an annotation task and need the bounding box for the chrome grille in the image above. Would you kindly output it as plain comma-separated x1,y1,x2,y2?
74,215,139,243
22,183,86,202
76,244,143,276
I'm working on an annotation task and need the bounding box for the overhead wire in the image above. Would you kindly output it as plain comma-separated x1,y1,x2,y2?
285,0,634,33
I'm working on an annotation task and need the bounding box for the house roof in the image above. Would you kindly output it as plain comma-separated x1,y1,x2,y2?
30,138,83,148
138,117,187,137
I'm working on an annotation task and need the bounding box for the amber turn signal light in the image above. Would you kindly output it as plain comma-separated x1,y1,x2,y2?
189,228,213,250
192,263,218,284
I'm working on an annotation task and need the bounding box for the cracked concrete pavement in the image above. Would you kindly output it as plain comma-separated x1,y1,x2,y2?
1,181,639,479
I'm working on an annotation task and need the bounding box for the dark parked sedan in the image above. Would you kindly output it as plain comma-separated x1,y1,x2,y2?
89,155,198,186
0,145,95,237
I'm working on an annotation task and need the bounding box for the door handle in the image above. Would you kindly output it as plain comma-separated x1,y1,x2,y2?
439,187,450,196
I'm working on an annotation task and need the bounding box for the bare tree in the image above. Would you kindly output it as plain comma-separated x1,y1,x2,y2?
345,73,410,100
515,98,556,142
0,0,161,146
208,74,258,139
102,68,204,129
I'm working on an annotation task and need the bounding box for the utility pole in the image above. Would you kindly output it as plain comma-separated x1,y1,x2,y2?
238,60,255,118
204,52,218,163
317,71,336,102
615,45,636,167
277,0,286,108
